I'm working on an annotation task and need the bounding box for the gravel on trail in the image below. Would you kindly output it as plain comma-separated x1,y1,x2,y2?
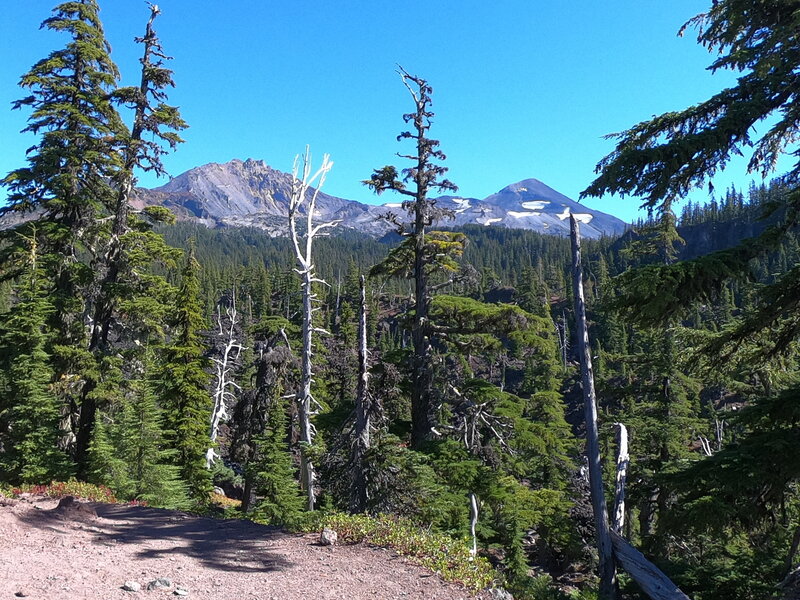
0,496,492,600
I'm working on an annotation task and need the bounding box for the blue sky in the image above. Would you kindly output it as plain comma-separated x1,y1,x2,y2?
0,1,780,222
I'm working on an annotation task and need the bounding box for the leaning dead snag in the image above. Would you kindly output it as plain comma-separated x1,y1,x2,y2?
288,148,338,511
610,532,691,600
570,214,617,599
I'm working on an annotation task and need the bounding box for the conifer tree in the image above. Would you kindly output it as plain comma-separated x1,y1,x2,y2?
582,1,800,593
0,0,126,468
0,233,70,483
77,3,187,473
159,245,213,505
253,395,304,527
365,67,457,448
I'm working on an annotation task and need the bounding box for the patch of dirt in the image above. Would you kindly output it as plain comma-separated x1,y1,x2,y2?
0,496,492,599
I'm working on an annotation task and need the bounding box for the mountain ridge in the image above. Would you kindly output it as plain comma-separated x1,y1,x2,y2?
133,158,628,239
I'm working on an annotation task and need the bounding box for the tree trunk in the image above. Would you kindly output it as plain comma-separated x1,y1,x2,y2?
571,215,617,599
288,149,337,512
613,422,629,533
410,199,435,448
351,275,371,512
610,531,691,600
469,491,479,557
299,266,316,511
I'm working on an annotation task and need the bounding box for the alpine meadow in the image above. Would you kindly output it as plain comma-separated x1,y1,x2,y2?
2,2,800,600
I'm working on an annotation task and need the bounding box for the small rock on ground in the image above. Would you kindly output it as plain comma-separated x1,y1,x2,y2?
146,578,172,590
122,581,141,592
320,527,337,546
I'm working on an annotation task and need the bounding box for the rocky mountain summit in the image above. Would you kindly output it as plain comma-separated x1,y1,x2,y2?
133,158,628,239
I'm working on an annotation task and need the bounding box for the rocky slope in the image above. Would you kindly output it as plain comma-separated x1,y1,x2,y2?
134,159,627,240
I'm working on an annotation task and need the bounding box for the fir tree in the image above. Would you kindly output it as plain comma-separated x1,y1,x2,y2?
253,396,304,527
0,0,126,470
159,245,213,505
0,233,70,483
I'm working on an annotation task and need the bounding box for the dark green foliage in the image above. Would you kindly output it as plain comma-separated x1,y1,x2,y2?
88,364,188,508
0,237,70,483
253,396,304,527
158,247,212,504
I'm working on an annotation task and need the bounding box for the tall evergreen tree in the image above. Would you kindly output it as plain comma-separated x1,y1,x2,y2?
582,1,800,594
365,67,457,447
0,0,126,468
159,245,213,505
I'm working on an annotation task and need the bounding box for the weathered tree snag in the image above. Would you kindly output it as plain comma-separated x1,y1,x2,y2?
469,491,479,557
207,290,244,468
351,274,372,512
610,531,691,600
288,148,338,511
570,214,617,599
613,422,629,533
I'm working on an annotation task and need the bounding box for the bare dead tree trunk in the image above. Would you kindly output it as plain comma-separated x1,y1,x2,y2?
571,214,617,599
613,422,629,534
207,289,244,468
351,275,371,512
610,532,691,600
288,148,338,511
469,491,479,557
714,417,725,451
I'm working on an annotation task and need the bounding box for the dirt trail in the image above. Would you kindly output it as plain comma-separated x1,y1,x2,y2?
0,497,490,600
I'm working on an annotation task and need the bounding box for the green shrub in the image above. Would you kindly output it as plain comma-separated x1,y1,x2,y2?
301,512,497,591
9,479,147,505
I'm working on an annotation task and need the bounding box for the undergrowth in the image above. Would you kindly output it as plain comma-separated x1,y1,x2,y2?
4,480,147,505
296,512,497,591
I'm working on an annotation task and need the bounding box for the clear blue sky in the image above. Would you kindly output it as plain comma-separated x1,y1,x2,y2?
0,1,780,222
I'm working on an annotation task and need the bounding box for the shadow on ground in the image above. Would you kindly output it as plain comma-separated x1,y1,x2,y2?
14,501,293,574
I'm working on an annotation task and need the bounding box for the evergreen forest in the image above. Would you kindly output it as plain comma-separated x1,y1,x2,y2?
2,2,800,600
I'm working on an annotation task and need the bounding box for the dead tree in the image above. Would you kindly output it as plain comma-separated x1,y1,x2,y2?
441,383,513,558
613,422,629,534
570,214,617,599
207,290,244,468
288,148,338,511
351,275,372,512
610,532,691,600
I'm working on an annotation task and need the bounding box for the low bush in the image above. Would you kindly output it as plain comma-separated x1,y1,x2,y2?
300,512,497,591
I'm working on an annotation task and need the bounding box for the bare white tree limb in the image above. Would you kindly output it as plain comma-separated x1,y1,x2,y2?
288,147,335,511
207,289,245,468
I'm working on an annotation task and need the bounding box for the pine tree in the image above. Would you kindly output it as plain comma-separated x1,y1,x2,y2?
159,245,213,505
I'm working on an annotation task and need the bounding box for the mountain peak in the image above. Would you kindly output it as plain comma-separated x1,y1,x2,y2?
134,158,627,239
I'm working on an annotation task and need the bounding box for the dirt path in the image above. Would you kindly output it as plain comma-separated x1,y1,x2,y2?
0,497,491,600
